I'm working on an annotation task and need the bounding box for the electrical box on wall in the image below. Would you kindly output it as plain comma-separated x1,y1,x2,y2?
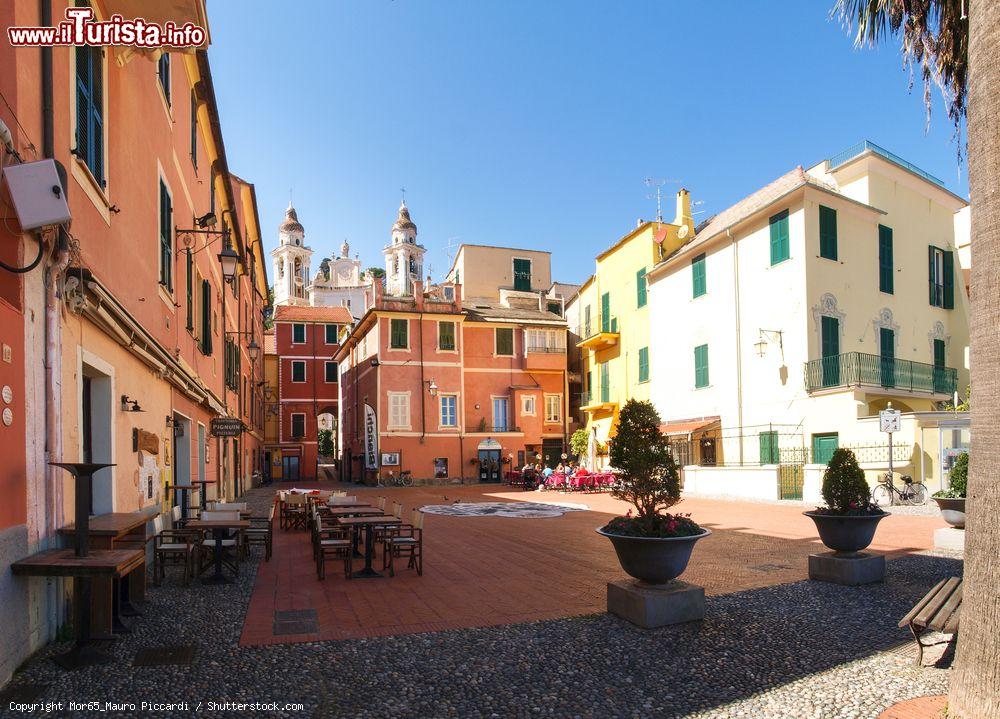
2,159,72,231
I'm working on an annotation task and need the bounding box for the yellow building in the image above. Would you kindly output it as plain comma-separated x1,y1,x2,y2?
566,191,695,463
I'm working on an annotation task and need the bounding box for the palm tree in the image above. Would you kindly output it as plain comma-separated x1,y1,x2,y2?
834,2,999,716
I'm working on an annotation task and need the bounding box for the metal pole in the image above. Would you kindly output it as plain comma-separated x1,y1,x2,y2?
888,430,894,506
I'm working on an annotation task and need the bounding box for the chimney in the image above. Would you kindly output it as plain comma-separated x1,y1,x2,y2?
453,282,462,311
413,280,424,310
674,189,693,231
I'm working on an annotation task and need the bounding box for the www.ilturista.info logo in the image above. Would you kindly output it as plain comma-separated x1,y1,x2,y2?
7,6,206,48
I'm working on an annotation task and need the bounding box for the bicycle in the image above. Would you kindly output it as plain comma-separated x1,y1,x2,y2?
871,472,927,507
380,470,414,488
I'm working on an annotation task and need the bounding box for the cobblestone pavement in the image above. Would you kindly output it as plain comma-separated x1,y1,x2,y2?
1,485,959,719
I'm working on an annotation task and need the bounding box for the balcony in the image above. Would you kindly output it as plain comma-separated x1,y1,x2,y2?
525,343,567,371
576,315,620,351
578,390,618,414
805,352,957,396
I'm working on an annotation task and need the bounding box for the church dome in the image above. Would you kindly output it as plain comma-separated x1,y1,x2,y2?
392,201,417,234
279,202,304,235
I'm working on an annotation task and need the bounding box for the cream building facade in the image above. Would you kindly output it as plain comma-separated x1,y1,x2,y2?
646,141,970,500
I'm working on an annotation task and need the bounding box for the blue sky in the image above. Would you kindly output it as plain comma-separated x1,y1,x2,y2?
208,0,967,288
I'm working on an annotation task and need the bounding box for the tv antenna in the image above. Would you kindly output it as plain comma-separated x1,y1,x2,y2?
645,177,681,222
444,236,461,267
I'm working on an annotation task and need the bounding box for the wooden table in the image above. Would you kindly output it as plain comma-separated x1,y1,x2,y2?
191,479,216,510
11,548,145,668
335,515,402,578
58,508,158,632
186,519,250,584
327,499,370,507
324,506,381,517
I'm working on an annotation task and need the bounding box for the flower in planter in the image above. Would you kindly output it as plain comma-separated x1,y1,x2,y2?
933,452,967,499
600,399,702,538
814,448,882,516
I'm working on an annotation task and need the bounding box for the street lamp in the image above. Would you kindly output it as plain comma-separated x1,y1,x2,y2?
218,245,240,283
247,338,260,362
755,329,784,359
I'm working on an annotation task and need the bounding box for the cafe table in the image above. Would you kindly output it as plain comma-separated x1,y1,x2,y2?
335,515,402,578
185,518,250,584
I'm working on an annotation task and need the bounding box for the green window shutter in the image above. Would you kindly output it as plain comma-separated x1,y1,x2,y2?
759,431,779,464
769,210,789,265
439,322,455,350
878,225,894,294
325,324,339,344
694,344,709,388
200,280,212,355
819,206,837,260
159,182,173,290
325,362,338,382
691,253,706,298
928,246,937,305
636,268,647,307
638,347,649,383
943,250,955,309
390,319,408,348
585,370,592,402
291,361,305,383
600,362,609,403
185,250,193,330
934,339,946,368
600,292,611,333
513,258,531,291
495,327,513,355
292,323,305,343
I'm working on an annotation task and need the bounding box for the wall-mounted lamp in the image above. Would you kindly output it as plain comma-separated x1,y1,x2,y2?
166,415,176,428
218,245,240,283
754,329,784,359
370,358,380,367
120,395,144,412
427,379,438,396
195,211,217,229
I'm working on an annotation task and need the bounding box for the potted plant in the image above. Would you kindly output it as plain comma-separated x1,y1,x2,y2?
804,448,887,555
933,452,967,528
596,400,710,584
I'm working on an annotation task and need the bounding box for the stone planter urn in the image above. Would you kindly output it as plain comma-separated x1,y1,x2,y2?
804,510,888,555
932,497,966,529
596,527,711,584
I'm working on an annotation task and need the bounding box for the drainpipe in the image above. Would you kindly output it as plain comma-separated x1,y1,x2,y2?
418,311,426,444
729,228,745,464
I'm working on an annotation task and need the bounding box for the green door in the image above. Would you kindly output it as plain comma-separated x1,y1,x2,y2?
933,338,947,393
880,327,895,388
821,316,840,387
812,433,839,466
600,292,611,333
513,258,532,291
759,431,779,464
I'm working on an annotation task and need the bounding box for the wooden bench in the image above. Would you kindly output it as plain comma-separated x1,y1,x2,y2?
898,576,962,665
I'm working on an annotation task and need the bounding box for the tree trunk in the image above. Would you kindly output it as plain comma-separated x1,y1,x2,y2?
949,1,1000,716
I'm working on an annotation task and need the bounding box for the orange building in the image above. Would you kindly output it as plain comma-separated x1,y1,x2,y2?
266,304,352,481
337,208,570,484
0,0,264,682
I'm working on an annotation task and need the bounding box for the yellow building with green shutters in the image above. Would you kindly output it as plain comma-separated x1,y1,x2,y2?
566,190,695,465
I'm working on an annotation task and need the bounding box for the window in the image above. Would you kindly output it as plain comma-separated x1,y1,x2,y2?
759,431,779,464
290,413,305,438
928,246,955,309
492,397,510,431
185,250,194,330
600,292,613,333
636,268,647,307
440,395,458,427
769,210,790,265
291,360,306,383
438,321,456,351
583,305,592,337
880,327,896,388
388,393,410,430
157,52,171,106
691,253,706,298
821,316,840,386
443,286,455,301
495,327,514,356
584,370,592,402
190,89,198,169
694,344,709,388
75,44,104,185
547,301,562,316
159,180,173,290
544,394,562,423
933,338,949,393
224,338,241,391
819,205,838,260
292,323,306,344
199,279,212,355
638,347,649,383
325,324,340,344
879,225,894,294
526,329,565,353
521,395,536,416
390,318,409,349
324,361,338,383
513,258,532,291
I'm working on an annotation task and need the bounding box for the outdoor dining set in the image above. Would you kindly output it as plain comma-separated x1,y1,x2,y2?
277,489,424,581
507,468,618,492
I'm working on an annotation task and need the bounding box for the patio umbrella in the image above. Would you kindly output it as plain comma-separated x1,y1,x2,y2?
588,427,598,470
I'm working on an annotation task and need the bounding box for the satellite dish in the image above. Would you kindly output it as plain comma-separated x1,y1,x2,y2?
677,224,690,239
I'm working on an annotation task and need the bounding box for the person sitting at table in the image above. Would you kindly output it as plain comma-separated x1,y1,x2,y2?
555,462,565,474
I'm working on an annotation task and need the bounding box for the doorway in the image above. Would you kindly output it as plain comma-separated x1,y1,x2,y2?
283,455,300,482
81,357,114,514
812,433,840,466
173,414,192,513
197,423,207,508
476,438,502,482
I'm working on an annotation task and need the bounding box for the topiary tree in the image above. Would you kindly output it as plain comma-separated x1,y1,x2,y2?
569,428,590,458
609,399,681,520
821,448,871,512
947,452,969,498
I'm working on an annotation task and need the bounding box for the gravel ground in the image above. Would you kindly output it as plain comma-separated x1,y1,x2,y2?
1,487,960,719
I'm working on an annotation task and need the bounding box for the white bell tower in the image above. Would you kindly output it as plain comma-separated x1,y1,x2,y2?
383,201,425,296
271,202,313,306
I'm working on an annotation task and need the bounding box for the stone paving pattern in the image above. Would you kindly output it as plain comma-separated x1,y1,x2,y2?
1,483,958,718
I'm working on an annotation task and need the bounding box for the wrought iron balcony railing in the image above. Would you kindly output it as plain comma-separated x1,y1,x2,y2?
805,352,956,395
575,315,619,342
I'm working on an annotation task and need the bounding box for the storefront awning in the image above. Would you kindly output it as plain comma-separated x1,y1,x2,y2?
659,417,720,437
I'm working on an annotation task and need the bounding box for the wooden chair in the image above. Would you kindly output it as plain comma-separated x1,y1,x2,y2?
383,509,424,577
245,505,274,561
197,510,243,575
150,514,196,586
899,577,962,666
316,520,353,580
282,493,308,530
